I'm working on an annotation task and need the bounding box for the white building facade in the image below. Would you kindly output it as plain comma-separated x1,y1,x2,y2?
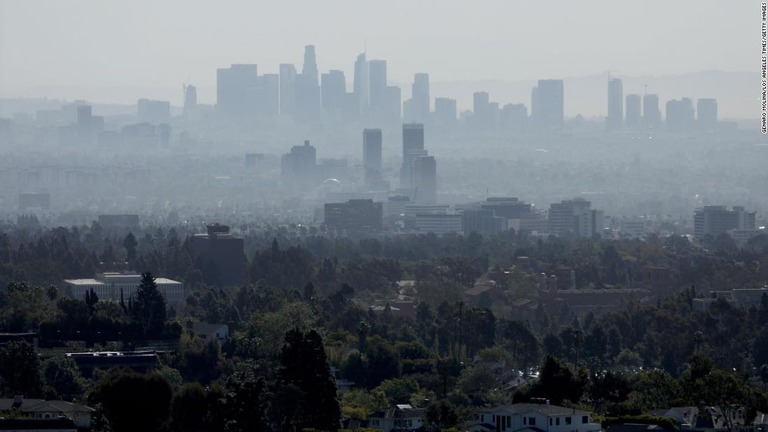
63,272,184,307
472,402,601,432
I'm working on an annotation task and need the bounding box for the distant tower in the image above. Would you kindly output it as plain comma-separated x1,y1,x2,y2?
625,94,641,129
281,139,318,187
405,73,430,122
400,123,425,190
296,45,321,120
216,64,259,117
321,70,347,115
606,78,623,130
302,45,319,87
531,79,564,131
696,98,718,133
473,91,491,128
369,60,387,115
666,98,695,133
353,53,370,114
434,97,457,127
363,128,383,187
412,155,437,204
642,94,661,129
279,63,297,116
183,84,197,117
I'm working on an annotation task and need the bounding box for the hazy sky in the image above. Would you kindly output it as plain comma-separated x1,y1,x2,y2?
0,0,757,105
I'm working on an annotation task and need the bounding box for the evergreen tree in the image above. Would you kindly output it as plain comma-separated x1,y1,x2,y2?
0,341,43,397
85,288,99,315
89,369,172,432
123,233,138,262
278,329,341,432
132,272,167,337
223,373,268,432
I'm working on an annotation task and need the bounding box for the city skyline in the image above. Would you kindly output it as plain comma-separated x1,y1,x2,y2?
0,1,758,118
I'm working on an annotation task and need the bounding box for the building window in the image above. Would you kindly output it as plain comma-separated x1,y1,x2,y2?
481,414,485,423
507,416,511,428
523,417,527,425
550,418,553,426
582,415,589,424
529,417,536,426
557,418,561,425
566,417,572,425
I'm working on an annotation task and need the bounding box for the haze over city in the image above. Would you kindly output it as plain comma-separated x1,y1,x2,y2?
2,2,768,432
0,0,759,118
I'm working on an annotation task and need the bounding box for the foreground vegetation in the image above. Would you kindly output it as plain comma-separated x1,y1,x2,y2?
1,222,768,431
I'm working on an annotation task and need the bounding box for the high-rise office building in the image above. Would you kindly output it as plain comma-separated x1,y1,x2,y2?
138,99,171,124
412,155,437,204
625,94,641,128
296,45,321,120
353,53,369,115
258,74,280,116
666,98,695,132
302,45,318,87
642,94,661,129
575,209,605,238
500,104,527,132
548,199,593,237
606,78,623,130
279,64,297,116
281,140,318,187
400,123,425,189
405,73,430,122
217,64,259,117
434,97,457,128
697,98,718,132
385,86,402,123
531,79,564,131
321,70,347,114
473,91,492,128
363,128,383,187
369,60,387,115
77,105,92,127
183,85,197,117
694,206,756,240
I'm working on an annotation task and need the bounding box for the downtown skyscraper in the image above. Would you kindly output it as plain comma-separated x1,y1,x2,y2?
606,78,623,130
531,79,564,131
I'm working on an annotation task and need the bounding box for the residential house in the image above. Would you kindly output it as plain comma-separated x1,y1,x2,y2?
0,397,94,431
367,404,425,432
649,406,753,432
470,401,601,432
0,417,78,432
191,322,229,342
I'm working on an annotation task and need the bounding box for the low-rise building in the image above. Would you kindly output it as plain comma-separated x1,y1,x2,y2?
471,401,601,432
0,396,94,430
63,272,183,307
324,199,383,234
367,404,425,432
189,224,246,286
191,322,229,341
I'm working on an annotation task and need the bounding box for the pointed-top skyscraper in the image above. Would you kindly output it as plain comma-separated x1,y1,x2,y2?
353,53,370,115
302,45,319,87
297,45,321,120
